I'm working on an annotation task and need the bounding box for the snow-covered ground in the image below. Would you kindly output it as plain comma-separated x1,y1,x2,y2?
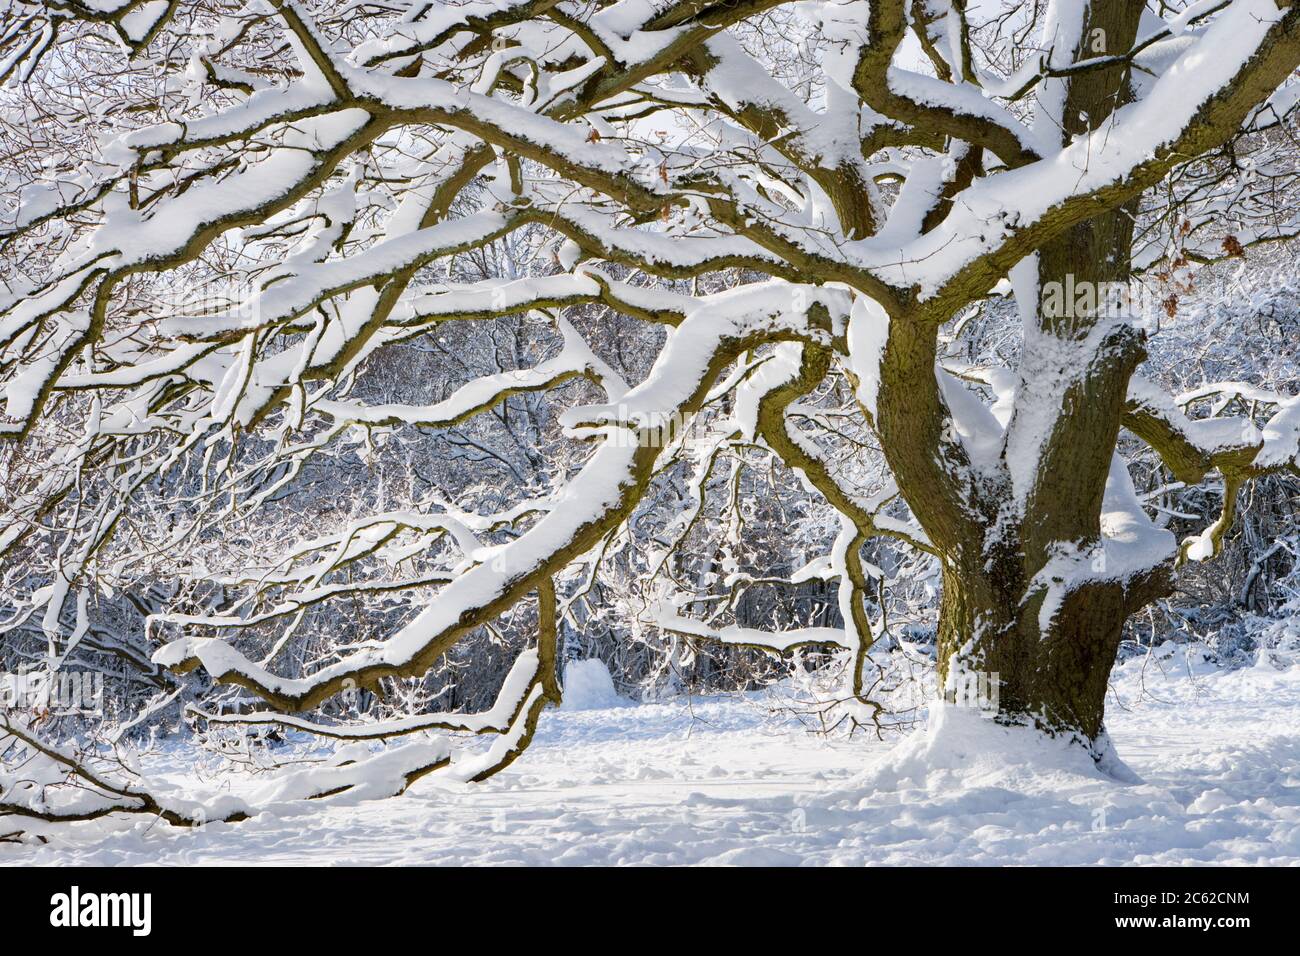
3,644,1298,865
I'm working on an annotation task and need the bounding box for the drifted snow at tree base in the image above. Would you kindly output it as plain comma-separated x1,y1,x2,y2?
0,0,1299,840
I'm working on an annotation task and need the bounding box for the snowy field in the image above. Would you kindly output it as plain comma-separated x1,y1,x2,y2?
3,645,1298,866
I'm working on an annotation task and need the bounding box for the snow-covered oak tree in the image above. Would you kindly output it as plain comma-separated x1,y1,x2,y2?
3,0,1300,820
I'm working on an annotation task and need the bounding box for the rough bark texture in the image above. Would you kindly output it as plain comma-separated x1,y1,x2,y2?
930,2,1170,749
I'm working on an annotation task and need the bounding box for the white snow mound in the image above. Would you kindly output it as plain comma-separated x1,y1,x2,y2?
560,658,625,711
854,704,1130,794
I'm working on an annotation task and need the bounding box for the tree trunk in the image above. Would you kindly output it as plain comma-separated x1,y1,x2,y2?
935,547,1174,748
925,0,1160,752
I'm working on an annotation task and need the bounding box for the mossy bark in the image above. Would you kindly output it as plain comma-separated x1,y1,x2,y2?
934,554,1173,744
912,2,1165,748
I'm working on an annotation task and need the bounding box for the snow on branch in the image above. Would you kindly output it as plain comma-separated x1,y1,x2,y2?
3,0,1300,804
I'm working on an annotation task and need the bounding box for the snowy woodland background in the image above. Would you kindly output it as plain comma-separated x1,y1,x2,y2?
0,0,1298,863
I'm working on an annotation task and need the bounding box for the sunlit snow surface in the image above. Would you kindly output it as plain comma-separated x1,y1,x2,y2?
3,645,1298,865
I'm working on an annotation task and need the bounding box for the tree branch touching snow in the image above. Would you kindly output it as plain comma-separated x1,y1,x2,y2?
3,0,1300,829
